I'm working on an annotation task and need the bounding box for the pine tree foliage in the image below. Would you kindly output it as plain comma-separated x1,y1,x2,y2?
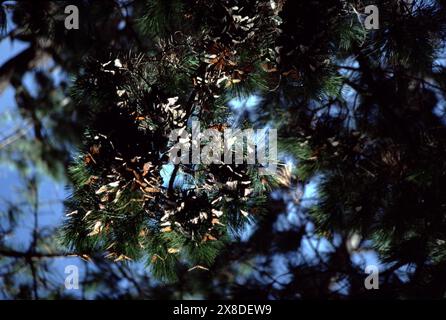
61,0,446,291
3,0,446,298
262,0,446,296
62,0,283,280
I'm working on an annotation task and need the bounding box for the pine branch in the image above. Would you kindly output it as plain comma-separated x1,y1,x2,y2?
0,45,49,94
0,248,73,259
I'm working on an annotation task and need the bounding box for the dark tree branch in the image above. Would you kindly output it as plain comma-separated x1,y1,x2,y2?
0,249,73,259
0,45,49,94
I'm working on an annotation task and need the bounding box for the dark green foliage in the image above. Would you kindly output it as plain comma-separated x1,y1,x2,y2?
2,0,446,299
59,0,446,293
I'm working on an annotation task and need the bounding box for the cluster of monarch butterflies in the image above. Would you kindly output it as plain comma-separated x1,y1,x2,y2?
63,0,290,275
